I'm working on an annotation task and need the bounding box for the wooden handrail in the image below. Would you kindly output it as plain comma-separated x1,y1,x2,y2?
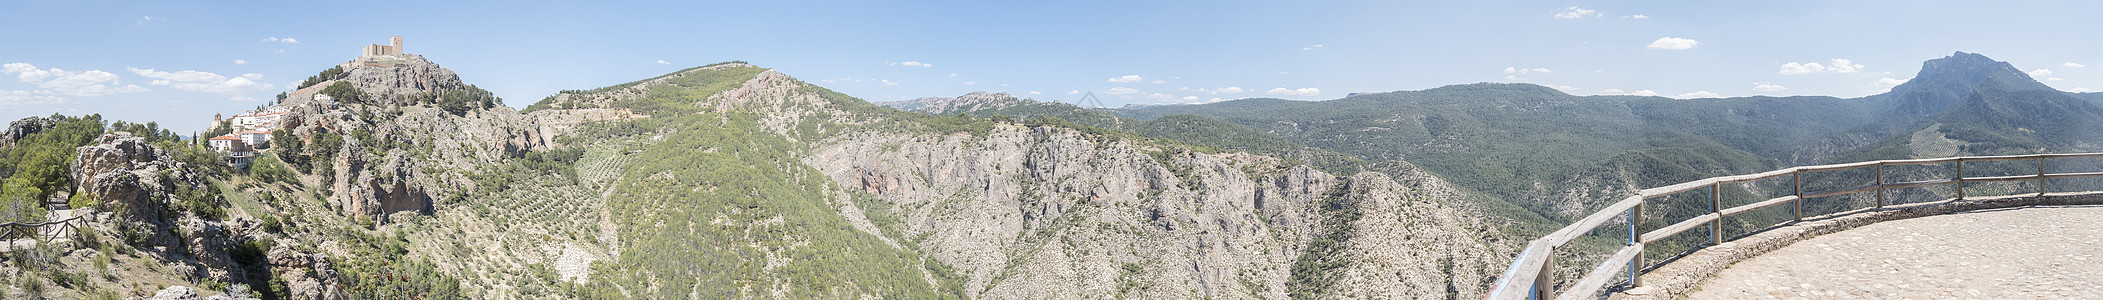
0,211,92,241
1487,152,2102,299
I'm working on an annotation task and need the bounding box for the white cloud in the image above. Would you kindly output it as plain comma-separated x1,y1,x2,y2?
1646,37,1698,50
1104,87,1145,95
1182,96,1198,101
1554,7,1600,19
1276,71,1289,75
948,73,958,77
1067,90,1080,95
1779,59,1865,75
1628,14,1650,19
962,81,976,85
1752,82,1788,92
1675,91,1720,99
128,68,274,98
4,63,150,96
233,59,247,65
656,60,670,65
1214,87,1245,94
899,61,931,68
1208,97,1223,103
1875,77,1908,88
1029,91,1042,95
261,37,298,43
2048,77,2065,81
2071,87,2094,93
1503,67,1552,74
1146,93,1177,101
2028,69,2053,76
137,16,162,26
0,89,67,106
1150,80,1166,84
881,79,900,86
999,83,1008,87
1266,87,1321,97
1302,44,1324,50
2067,63,2087,68
1108,75,1145,83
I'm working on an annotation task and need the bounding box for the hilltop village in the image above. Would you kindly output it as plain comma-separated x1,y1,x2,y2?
200,36,408,164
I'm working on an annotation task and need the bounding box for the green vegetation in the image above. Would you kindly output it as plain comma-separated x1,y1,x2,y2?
521,61,751,113
297,66,346,91
406,84,502,116
320,81,369,104
573,113,961,298
1,114,106,222
1119,84,1884,220
329,226,463,299
1286,183,1358,300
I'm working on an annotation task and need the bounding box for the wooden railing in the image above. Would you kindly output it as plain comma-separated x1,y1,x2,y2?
0,211,92,242
1486,153,2103,299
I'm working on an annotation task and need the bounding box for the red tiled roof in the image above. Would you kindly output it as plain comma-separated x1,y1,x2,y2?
209,135,243,140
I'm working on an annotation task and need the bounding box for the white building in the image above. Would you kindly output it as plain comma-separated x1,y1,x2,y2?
208,134,248,153
236,130,272,149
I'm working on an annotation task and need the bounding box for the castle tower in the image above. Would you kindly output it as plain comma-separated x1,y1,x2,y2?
389,36,403,55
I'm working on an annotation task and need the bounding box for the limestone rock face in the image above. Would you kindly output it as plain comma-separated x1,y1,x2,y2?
151,286,203,300
71,132,177,228
270,244,348,300
809,124,1518,299
0,116,54,150
336,54,468,106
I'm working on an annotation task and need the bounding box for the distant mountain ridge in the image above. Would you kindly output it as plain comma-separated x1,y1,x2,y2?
1118,51,2103,219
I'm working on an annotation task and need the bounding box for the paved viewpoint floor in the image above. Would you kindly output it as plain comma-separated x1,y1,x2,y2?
1691,205,2103,299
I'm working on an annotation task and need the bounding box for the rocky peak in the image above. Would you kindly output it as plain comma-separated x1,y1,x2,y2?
338,54,468,100
1880,51,2056,116
0,116,54,151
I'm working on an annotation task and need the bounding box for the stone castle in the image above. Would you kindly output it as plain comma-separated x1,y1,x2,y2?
361,36,404,57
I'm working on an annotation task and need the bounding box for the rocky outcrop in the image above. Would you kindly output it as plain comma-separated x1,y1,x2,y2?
269,54,555,221
270,244,348,300
809,124,1517,299
335,54,469,106
150,286,203,300
71,132,179,231
1,116,54,151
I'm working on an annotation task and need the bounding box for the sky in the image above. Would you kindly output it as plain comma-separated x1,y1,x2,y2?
3,0,2101,132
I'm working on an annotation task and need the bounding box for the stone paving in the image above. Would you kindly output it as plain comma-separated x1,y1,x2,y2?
1690,205,2103,299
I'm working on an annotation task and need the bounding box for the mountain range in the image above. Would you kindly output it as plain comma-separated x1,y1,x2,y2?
0,50,2093,299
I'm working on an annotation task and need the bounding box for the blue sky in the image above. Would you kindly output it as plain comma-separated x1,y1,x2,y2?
3,1,2100,132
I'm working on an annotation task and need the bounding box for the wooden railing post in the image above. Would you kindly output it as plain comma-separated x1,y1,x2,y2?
1710,182,1722,245
1956,159,1966,200
1535,254,1554,299
1875,163,1886,209
1792,172,1803,222
2038,157,2047,196
1629,202,1644,288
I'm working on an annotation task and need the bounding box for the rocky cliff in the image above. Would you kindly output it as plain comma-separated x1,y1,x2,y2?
808,123,1515,299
